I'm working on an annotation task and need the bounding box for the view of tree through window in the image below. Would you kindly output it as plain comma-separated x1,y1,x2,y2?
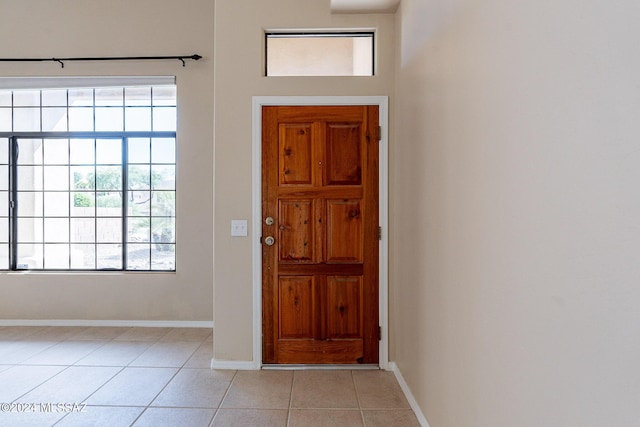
0,84,177,271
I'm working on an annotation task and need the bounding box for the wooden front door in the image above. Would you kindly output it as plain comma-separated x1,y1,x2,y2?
262,105,379,364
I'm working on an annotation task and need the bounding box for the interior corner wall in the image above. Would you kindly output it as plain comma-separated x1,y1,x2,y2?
212,0,395,362
393,0,640,426
0,0,214,322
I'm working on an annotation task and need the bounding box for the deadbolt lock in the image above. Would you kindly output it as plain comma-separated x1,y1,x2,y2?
265,216,274,226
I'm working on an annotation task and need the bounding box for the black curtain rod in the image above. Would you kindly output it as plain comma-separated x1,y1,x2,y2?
0,54,202,68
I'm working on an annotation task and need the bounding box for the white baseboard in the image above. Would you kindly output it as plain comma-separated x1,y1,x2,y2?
210,358,260,370
0,319,214,328
389,362,432,427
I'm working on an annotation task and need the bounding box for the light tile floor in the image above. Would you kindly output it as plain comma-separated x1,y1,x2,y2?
0,326,420,427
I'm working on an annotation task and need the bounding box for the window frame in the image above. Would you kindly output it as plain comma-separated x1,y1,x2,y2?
0,84,177,272
264,31,376,77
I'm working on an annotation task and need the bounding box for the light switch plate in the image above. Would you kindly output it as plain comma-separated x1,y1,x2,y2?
231,220,248,237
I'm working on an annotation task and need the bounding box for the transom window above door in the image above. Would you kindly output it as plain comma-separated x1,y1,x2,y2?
265,31,375,76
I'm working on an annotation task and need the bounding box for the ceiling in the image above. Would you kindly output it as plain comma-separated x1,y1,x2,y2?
330,0,400,13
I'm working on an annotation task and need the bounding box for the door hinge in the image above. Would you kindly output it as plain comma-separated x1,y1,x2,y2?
377,227,382,241
367,126,382,142
378,326,382,341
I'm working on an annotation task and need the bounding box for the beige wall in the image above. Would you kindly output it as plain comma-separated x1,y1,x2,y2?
394,0,640,426
213,0,395,361
0,0,214,321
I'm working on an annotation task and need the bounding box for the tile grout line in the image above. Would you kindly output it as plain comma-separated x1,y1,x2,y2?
10,363,73,404
20,326,123,367
12,331,65,365
51,365,127,425
119,327,183,426
53,327,176,427
22,327,130,427
208,367,238,426
65,330,120,367
7,327,111,405
352,370,368,427
286,370,296,427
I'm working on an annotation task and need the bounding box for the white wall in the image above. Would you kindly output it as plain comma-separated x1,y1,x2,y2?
0,0,214,322
393,0,640,425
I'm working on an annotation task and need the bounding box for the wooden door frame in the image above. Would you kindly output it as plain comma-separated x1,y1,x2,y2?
251,96,389,370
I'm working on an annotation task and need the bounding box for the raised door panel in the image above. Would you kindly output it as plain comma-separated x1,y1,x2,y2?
279,124,313,186
325,123,362,186
277,340,364,364
279,276,315,339
326,276,363,339
278,200,314,262
326,199,363,263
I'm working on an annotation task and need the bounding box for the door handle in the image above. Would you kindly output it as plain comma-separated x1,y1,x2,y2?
264,236,275,246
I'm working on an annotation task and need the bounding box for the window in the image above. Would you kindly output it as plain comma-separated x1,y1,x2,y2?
265,32,374,76
0,82,176,271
